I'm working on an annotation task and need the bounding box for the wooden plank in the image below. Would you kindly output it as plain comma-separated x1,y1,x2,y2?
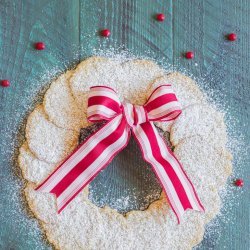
0,1,79,249
172,0,223,77
80,0,173,63
173,1,250,249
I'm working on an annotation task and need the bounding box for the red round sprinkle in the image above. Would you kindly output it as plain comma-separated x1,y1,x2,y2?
1,79,10,87
185,51,194,59
227,33,237,41
156,13,165,22
234,179,244,187
35,42,45,50
100,29,111,37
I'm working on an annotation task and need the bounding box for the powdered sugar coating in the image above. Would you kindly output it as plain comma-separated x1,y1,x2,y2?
26,105,79,164
171,104,227,148
24,181,220,250
43,70,88,131
20,57,232,250
18,142,56,184
174,136,232,189
69,56,165,108
24,156,223,250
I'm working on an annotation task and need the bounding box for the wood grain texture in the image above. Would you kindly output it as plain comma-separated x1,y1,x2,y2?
172,1,250,249
80,0,172,62
0,0,249,249
0,1,79,249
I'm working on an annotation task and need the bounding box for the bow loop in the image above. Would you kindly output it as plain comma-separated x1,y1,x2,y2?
144,85,182,122
87,86,122,122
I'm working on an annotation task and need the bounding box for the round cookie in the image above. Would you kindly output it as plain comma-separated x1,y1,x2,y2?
174,136,232,189
69,56,165,109
69,56,124,109
25,105,79,164
43,70,87,131
150,73,206,132
18,142,56,184
150,72,206,108
170,104,227,148
119,59,165,105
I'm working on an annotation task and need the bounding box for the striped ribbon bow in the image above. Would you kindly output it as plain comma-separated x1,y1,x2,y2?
36,85,204,223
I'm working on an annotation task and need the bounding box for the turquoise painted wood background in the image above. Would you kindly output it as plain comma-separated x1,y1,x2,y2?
0,0,249,249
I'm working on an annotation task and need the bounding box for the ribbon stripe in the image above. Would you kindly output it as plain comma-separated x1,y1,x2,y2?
88,96,121,114
57,123,130,212
144,93,177,112
36,84,204,223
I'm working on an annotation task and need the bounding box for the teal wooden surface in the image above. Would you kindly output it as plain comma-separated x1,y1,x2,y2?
0,0,249,249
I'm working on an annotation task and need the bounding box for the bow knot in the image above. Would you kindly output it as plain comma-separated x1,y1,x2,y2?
122,102,148,126
36,84,204,223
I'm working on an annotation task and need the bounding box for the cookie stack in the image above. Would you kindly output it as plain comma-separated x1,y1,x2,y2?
18,56,232,250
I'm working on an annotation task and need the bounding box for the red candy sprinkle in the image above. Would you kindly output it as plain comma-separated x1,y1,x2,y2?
185,51,194,59
156,13,165,22
234,179,244,187
35,42,45,50
227,33,237,41
1,80,10,87
100,29,111,37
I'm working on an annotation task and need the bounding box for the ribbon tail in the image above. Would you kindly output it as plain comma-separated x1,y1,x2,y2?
35,115,130,213
133,122,204,223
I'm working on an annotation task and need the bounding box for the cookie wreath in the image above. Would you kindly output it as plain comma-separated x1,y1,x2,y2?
18,56,232,250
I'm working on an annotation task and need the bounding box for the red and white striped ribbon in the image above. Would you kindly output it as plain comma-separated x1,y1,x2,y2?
36,85,204,222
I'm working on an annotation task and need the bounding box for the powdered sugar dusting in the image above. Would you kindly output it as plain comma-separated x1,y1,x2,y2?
21,54,231,249
43,70,88,131
26,105,79,164
1,47,246,250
